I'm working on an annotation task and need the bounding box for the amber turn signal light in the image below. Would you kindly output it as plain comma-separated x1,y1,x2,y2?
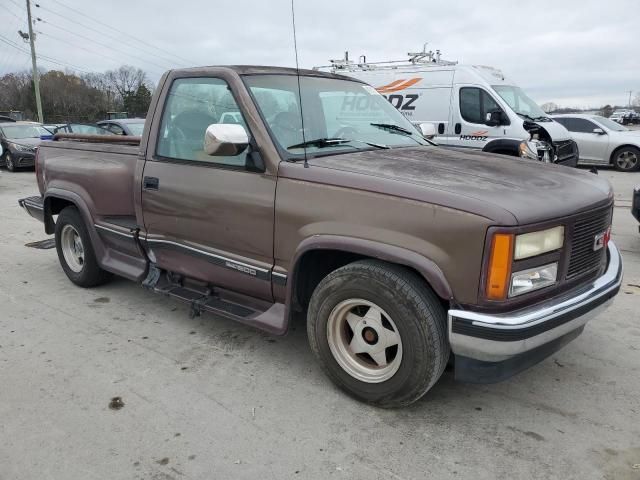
486,233,514,300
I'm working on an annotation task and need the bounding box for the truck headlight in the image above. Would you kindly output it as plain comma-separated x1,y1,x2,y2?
510,262,558,297
9,142,31,152
519,140,553,162
514,226,564,260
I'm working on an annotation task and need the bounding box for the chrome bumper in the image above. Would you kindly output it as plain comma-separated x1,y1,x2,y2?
448,241,622,365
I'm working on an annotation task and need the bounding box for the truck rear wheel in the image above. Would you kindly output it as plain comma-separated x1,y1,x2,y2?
55,206,111,287
307,260,449,407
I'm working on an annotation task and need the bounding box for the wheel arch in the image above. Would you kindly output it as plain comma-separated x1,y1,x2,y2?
482,138,521,157
285,235,453,325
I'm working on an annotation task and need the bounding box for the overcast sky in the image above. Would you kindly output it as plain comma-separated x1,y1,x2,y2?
1,0,638,108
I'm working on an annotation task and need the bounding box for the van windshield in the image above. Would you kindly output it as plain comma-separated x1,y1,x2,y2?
244,74,428,158
492,85,547,120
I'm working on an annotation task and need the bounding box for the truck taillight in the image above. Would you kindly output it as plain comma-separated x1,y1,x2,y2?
34,146,39,178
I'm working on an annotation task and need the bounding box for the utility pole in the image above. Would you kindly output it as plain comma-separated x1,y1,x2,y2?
26,0,43,123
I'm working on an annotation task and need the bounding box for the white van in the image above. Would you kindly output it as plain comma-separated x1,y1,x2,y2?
315,48,578,166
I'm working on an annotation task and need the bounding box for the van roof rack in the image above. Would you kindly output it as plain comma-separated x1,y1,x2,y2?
314,43,458,72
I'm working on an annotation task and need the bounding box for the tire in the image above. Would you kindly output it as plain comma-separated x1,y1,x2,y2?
5,152,16,172
612,146,640,172
55,206,112,287
307,259,449,407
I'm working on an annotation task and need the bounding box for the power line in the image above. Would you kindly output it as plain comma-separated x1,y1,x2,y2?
6,0,26,11
38,30,133,69
45,0,198,66
38,19,169,75
35,3,191,68
0,33,89,73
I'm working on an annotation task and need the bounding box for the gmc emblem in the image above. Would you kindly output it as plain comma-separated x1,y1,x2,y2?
593,232,606,251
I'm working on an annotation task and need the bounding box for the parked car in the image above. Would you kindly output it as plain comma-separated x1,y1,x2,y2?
316,47,579,166
97,118,145,136
0,115,17,123
53,123,113,135
20,66,622,407
0,121,51,171
552,114,640,171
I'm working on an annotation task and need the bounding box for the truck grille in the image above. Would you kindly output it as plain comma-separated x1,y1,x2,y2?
567,207,611,279
554,140,575,161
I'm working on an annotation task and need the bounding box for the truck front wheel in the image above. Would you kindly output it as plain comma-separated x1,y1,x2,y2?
55,206,111,287
307,260,449,407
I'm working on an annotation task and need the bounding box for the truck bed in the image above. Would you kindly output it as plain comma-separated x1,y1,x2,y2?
37,139,140,222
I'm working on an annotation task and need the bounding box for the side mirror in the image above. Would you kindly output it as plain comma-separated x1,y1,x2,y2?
204,124,249,156
418,122,437,139
485,110,503,127
593,128,605,135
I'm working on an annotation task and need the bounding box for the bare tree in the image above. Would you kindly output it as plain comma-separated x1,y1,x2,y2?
541,102,558,113
104,66,149,101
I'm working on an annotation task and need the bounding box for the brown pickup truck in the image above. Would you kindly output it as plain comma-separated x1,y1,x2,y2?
20,66,623,407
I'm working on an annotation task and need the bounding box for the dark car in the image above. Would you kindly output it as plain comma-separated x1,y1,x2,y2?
97,118,145,136
0,122,51,171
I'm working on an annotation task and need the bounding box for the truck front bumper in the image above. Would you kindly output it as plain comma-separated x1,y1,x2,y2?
448,241,623,383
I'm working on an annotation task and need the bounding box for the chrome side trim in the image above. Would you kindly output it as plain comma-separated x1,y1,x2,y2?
94,223,134,238
144,237,270,274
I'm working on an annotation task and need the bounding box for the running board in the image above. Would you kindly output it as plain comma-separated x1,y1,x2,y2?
142,265,287,335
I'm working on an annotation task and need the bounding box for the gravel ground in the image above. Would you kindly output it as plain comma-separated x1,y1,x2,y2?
0,166,639,480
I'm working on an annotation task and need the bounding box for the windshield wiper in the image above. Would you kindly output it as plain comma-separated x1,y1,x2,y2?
370,123,413,135
287,137,389,150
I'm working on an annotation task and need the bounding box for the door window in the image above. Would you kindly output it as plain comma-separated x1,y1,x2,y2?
156,77,249,167
554,117,597,133
459,87,502,124
105,123,125,135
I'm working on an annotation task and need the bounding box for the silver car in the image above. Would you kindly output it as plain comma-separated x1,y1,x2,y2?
552,114,640,172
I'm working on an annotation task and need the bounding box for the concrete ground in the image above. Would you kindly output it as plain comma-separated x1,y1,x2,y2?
1,166,639,480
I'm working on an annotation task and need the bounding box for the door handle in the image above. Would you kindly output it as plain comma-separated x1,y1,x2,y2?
454,123,461,134
143,176,159,190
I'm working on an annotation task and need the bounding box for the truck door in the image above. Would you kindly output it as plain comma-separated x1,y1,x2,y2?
448,86,507,150
140,75,276,301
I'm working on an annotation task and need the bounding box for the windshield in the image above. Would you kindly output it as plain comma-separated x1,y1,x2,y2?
244,75,428,157
126,122,145,136
593,116,628,132
492,85,547,119
1,124,49,139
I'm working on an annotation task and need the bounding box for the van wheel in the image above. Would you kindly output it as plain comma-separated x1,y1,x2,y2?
307,260,449,407
55,206,111,287
612,146,640,172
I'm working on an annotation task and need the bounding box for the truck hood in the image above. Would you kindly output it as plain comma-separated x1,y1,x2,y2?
305,146,613,225
537,119,571,141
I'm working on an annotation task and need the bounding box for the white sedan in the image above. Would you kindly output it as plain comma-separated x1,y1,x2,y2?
552,114,640,172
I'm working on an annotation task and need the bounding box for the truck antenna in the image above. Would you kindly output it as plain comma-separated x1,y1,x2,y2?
291,0,308,168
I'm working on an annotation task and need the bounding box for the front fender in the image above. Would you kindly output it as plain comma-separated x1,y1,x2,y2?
287,234,453,305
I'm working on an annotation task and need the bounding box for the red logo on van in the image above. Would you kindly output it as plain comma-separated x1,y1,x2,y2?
375,78,422,94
